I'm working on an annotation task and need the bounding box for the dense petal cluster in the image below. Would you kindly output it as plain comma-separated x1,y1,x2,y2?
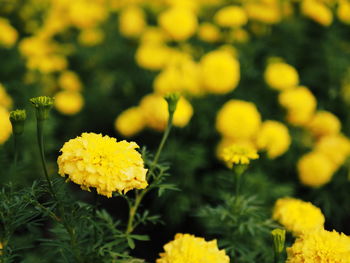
57,133,148,197
273,197,325,236
286,229,350,262
220,144,259,168
156,233,230,263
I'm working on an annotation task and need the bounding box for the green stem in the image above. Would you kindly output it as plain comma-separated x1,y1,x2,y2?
13,135,18,170
274,253,280,263
125,113,174,235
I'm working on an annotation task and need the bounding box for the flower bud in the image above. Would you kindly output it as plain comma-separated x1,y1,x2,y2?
164,93,180,116
30,96,54,121
271,228,286,259
9,109,26,135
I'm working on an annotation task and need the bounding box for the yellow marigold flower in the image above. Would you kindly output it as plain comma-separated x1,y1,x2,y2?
119,5,146,38
307,111,341,138
0,106,12,144
214,6,248,28
158,7,198,41
216,100,261,140
315,134,350,167
135,43,171,70
0,18,18,47
297,151,336,187
256,120,291,159
0,84,13,109
78,28,104,46
57,132,148,197
114,107,146,137
140,94,193,131
264,62,299,91
229,28,250,43
220,143,259,168
198,22,221,43
216,138,256,162
58,70,83,92
337,0,350,24
272,197,325,236
286,229,350,262
301,0,333,26
140,27,167,44
245,2,281,24
28,54,68,73
278,87,317,126
54,91,84,115
200,50,240,94
156,233,230,263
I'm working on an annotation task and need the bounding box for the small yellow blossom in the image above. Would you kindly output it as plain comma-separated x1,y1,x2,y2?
54,91,84,115
264,62,299,91
78,28,104,46
220,143,259,168
200,50,240,94
114,107,146,137
297,151,336,187
216,100,261,140
301,0,333,26
0,18,18,47
216,138,256,161
245,2,281,24
286,229,350,262
140,27,167,44
307,111,341,138
198,22,221,43
279,86,317,126
337,0,350,24
58,71,83,92
119,5,146,38
135,43,171,70
214,6,247,28
158,7,198,41
273,197,325,236
156,233,230,263
0,106,12,144
256,120,291,159
0,84,13,109
58,132,148,197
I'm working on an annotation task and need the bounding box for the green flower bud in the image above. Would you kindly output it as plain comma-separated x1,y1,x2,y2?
30,96,54,121
164,93,180,116
9,109,26,135
271,228,286,261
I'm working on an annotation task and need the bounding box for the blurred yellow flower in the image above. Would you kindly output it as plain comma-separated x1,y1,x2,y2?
0,18,18,47
307,111,341,138
273,197,325,236
229,28,250,43
264,62,299,91
256,120,291,159
157,233,230,263
337,0,350,24
119,5,146,38
58,70,83,92
200,50,240,94
216,138,256,161
140,94,193,131
78,28,105,46
220,143,259,168
216,100,261,140
286,229,350,263
301,0,333,26
245,2,281,24
297,151,336,187
198,22,221,43
135,43,171,70
214,6,247,28
158,7,198,41
279,87,316,126
58,132,148,197
54,91,84,115
140,26,167,44
114,107,145,137
0,106,12,144
0,84,13,109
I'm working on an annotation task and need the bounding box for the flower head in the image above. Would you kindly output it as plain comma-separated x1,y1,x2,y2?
9,109,26,135
57,133,148,197
30,96,54,121
156,233,230,263
54,91,84,115
220,143,259,168
286,229,350,262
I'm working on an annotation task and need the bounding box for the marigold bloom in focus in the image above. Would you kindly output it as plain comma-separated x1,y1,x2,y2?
54,91,84,115
297,151,336,187
220,143,259,168
264,62,299,91
273,197,325,236
57,133,148,197
200,50,240,94
214,6,247,28
256,120,291,159
307,111,341,138
115,107,145,137
286,229,350,262
119,5,146,38
0,106,12,144
216,100,261,140
156,233,230,263
158,7,198,41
